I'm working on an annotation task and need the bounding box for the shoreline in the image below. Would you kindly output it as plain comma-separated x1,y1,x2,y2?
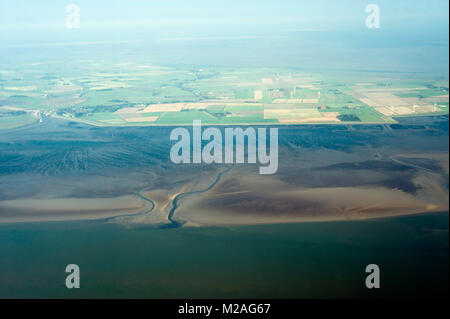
1,207,447,227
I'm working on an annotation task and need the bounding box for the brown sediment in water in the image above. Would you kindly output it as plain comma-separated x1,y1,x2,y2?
174,169,449,226
0,195,144,223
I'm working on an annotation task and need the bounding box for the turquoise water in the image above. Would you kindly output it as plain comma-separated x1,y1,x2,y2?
0,213,448,298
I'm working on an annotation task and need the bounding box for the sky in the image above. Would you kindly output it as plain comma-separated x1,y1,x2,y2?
0,0,448,76
0,0,448,43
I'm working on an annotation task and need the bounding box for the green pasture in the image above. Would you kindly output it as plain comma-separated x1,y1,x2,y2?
0,113,36,129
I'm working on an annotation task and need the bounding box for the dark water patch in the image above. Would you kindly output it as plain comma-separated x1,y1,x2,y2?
0,212,447,298
316,160,413,172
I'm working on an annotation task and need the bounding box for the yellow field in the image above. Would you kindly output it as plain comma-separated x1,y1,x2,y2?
296,84,316,88
264,108,321,119
123,116,159,123
141,103,184,112
279,117,340,123
374,107,393,116
302,98,319,103
254,90,263,100
272,98,318,104
322,112,340,118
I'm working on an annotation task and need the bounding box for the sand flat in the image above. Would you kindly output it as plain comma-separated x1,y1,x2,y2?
0,195,144,223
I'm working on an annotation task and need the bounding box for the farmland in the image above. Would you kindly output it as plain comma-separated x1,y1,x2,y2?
0,108,37,129
0,61,448,128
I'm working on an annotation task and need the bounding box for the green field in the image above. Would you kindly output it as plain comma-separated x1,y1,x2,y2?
0,112,37,129
321,106,396,123
0,62,448,127
395,89,448,99
157,110,220,124
80,112,127,124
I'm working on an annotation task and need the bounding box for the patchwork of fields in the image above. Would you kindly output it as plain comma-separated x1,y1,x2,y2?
0,62,448,128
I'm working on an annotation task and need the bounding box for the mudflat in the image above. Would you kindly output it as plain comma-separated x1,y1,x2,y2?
0,116,447,226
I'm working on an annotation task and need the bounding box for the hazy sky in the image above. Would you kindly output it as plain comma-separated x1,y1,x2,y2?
0,0,448,43
0,0,448,76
